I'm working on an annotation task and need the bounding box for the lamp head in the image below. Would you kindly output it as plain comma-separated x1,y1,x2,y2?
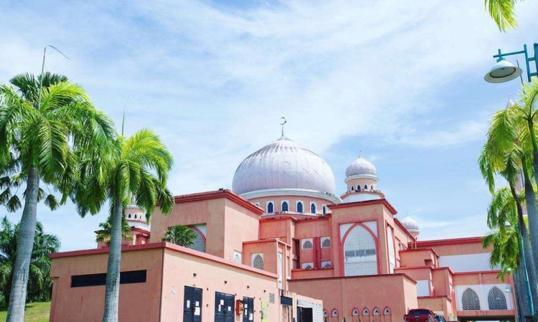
484,59,522,83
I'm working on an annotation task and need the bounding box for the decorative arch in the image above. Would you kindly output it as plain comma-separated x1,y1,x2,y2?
302,239,313,249
296,201,304,213
352,307,360,316
267,201,274,213
372,307,381,316
462,288,480,310
281,200,289,212
331,309,338,317
488,286,507,310
310,202,317,214
342,224,378,276
362,307,370,316
383,307,391,315
252,254,264,270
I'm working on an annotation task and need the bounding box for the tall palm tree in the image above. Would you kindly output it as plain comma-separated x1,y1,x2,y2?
0,73,114,321
0,216,60,308
95,215,132,246
162,225,196,247
72,129,173,322
485,0,518,31
479,103,538,312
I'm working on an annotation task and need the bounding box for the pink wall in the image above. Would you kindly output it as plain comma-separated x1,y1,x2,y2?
289,274,418,321
50,247,164,322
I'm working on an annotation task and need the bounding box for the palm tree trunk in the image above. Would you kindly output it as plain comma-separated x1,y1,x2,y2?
102,198,123,322
521,169,538,317
511,182,538,314
6,167,39,322
526,121,538,260
515,266,532,322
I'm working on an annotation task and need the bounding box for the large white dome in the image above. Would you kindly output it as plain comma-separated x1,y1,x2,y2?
232,137,336,196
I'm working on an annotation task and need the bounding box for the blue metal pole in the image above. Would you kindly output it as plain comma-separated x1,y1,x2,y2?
524,44,532,82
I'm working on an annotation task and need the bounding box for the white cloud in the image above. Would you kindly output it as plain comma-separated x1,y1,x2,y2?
1,0,537,249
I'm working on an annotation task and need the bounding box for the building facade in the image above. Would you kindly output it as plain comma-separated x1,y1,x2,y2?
50,135,515,322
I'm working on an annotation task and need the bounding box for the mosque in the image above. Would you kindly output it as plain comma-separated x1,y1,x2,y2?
49,130,515,322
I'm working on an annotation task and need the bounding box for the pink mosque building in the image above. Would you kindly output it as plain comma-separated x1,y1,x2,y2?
49,135,516,322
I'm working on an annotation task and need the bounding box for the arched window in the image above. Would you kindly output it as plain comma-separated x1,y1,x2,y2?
267,202,274,213
310,203,317,214
281,201,289,212
128,214,131,218
364,184,368,190
462,288,480,310
302,239,313,249
322,205,327,215
488,286,507,310
252,254,264,270
343,225,377,276
296,201,303,213
357,185,361,192
321,237,331,248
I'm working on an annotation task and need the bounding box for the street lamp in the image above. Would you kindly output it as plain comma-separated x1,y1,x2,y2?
484,43,538,83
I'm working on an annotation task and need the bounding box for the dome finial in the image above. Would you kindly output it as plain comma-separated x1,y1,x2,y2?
280,116,287,138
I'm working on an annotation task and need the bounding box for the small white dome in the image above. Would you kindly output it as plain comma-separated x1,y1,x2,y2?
232,137,336,196
400,216,419,233
346,157,377,178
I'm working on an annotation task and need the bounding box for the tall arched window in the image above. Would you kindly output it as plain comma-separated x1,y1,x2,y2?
343,225,377,276
462,288,480,310
488,286,507,310
322,205,327,215
357,185,361,192
267,202,274,213
252,254,264,270
281,201,289,212
296,201,303,213
310,203,317,214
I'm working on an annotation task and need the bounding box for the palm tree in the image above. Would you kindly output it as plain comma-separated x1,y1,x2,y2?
95,215,132,246
0,216,60,308
482,188,534,319
0,73,114,321
485,0,517,31
162,225,196,247
72,129,173,322
479,103,538,313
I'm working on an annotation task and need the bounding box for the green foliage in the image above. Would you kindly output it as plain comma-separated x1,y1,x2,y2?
72,129,174,219
95,215,132,246
0,301,50,322
485,0,518,31
0,72,115,212
162,225,197,247
0,217,59,308
482,187,520,278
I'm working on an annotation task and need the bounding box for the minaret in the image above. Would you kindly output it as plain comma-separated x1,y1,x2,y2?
124,203,149,230
341,156,384,203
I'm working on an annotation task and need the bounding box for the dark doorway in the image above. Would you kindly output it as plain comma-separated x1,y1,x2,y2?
297,307,313,322
242,297,254,322
214,291,235,322
183,286,203,322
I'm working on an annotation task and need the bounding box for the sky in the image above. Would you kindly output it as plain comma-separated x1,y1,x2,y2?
1,0,538,251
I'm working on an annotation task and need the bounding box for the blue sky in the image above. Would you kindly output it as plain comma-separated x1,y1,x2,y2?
1,1,538,250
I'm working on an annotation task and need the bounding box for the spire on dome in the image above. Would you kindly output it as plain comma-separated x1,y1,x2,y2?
280,116,287,138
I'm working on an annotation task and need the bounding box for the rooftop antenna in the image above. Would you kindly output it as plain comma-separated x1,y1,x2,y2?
280,116,287,138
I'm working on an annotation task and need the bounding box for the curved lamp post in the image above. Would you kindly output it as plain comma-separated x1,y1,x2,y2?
485,43,538,84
